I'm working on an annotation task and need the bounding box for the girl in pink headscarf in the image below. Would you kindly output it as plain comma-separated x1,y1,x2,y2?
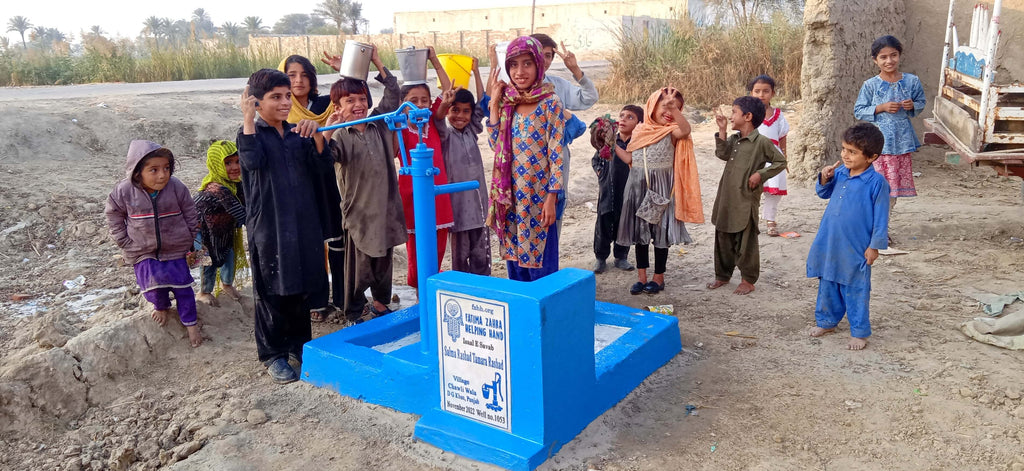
486,36,567,281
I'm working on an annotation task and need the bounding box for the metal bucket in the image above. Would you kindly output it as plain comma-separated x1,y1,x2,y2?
339,40,373,81
494,41,511,83
395,47,429,85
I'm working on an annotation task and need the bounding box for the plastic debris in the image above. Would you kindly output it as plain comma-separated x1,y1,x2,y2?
1010,237,1023,244
913,388,928,396
71,118,78,124
779,231,801,239
645,304,674,315
685,404,697,416
10,293,35,301
62,275,86,291
710,442,717,453
913,172,922,177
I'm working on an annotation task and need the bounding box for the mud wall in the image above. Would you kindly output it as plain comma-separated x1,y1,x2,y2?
791,0,1024,179
789,0,905,180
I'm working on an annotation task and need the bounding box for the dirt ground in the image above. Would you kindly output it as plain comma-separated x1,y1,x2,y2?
1,84,1023,471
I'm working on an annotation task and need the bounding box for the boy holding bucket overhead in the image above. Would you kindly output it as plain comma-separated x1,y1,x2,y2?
436,56,491,276
322,43,408,323
393,46,455,290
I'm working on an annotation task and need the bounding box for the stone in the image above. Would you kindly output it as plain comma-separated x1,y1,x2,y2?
1010,463,1024,471
107,445,135,471
959,388,976,399
136,440,159,461
978,394,994,405
1012,406,1024,419
228,409,248,424
1006,390,1021,400
246,409,268,425
63,459,83,471
172,441,202,461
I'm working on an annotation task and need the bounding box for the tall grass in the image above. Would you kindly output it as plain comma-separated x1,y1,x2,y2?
601,13,804,107
0,40,281,86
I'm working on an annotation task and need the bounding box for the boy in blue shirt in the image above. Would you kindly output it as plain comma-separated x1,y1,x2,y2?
807,123,890,350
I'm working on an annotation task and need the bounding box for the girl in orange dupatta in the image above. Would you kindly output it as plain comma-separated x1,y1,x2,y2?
616,87,703,295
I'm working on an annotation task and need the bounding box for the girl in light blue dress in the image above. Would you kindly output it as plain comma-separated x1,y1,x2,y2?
854,35,926,209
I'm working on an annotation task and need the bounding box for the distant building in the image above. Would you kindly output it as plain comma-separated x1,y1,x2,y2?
393,0,691,59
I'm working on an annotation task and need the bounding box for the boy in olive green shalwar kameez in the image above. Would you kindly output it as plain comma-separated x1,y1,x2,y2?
708,96,787,295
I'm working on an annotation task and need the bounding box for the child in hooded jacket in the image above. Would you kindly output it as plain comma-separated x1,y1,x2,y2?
105,140,202,347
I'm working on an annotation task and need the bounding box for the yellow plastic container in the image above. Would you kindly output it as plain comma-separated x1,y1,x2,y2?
437,53,474,89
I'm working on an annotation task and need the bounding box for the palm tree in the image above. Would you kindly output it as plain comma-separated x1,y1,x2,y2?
89,25,105,37
142,16,162,38
220,22,243,45
191,8,215,39
315,0,350,33
347,2,363,35
7,16,32,49
243,16,267,36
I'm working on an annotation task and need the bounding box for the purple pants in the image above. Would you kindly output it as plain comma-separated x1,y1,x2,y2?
134,258,197,326
143,287,198,326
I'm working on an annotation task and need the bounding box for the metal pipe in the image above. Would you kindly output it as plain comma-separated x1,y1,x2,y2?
978,0,1003,128
435,181,480,196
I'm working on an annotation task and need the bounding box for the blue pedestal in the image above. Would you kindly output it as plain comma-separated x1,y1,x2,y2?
302,268,681,470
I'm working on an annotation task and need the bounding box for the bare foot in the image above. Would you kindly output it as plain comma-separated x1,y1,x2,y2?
706,280,728,290
152,309,168,326
733,280,755,295
221,285,242,301
808,326,835,337
310,310,328,323
196,292,218,307
848,337,868,350
186,325,203,347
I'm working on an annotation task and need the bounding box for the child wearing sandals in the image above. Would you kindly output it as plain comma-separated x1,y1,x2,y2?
617,88,704,295
105,140,202,347
749,74,789,237
193,140,246,306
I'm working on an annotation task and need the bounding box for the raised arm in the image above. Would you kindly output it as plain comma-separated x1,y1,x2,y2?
555,42,598,110
428,46,451,92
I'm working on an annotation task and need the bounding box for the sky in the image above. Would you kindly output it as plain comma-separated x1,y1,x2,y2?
3,0,599,44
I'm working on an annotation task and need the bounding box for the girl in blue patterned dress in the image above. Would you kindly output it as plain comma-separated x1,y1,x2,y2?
854,35,927,217
486,36,567,281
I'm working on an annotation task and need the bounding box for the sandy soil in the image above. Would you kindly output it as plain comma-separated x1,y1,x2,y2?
1,81,1023,471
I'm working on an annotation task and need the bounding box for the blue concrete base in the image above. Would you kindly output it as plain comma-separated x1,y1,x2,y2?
302,269,681,470
415,301,680,471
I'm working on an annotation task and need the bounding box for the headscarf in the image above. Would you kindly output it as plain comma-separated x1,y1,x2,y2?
199,140,249,284
626,88,705,224
589,114,617,161
486,36,556,232
200,140,240,195
277,57,336,126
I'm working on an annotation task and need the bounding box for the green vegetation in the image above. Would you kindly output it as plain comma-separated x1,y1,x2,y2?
601,12,804,107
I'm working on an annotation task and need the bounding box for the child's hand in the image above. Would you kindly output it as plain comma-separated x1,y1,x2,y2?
901,99,914,111
471,56,479,72
427,45,437,60
556,41,580,73
820,160,842,183
206,182,224,192
440,88,457,106
240,86,257,119
877,101,901,114
488,43,499,70
747,172,762,189
370,44,381,65
293,119,320,138
540,193,557,228
864,247,879,265
713,107,728,130
489,79,506,101
321,50,342,72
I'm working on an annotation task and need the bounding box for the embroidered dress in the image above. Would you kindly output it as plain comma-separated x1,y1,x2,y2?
854,73,926,197
757,107,789,195
488,98,566,268
396,97,454,234
617,135,691,248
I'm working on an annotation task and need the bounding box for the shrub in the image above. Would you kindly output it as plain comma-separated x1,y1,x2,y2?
601,13,803,107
